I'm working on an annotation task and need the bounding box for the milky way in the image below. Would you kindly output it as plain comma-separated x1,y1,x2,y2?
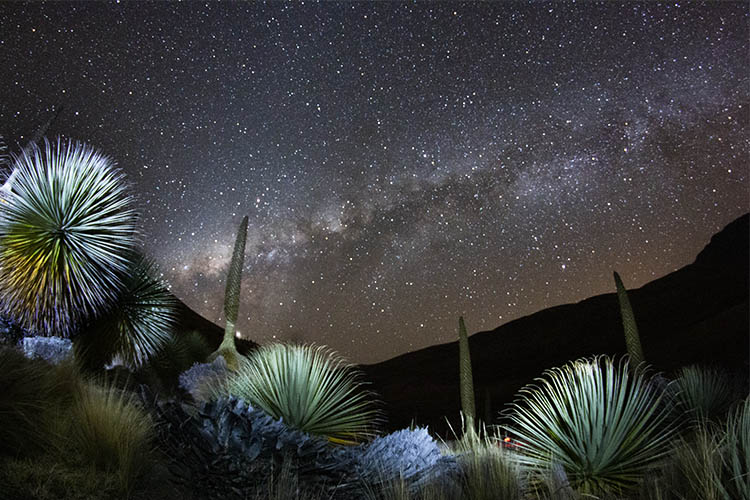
1,2,747,363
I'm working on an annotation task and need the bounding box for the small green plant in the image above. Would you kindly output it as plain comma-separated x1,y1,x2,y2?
502,356,677,497
0,138,137,336
74,252,178,371
214,343,382,442
613,271,646,366
458,316,477,436
208,215,249,370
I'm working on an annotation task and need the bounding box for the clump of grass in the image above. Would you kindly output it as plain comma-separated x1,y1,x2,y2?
0,347,79,457
0,455,124,500
659,423,728,500
725,397,750,499
63,380,154,492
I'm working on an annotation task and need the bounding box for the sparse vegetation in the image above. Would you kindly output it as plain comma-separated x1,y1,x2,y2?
0,132,745,500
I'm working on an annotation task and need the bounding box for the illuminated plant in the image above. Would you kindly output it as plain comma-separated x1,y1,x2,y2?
207,215,248,370
217,343,382,442
75,253,178,371
0,138,137,336
502,356,677,496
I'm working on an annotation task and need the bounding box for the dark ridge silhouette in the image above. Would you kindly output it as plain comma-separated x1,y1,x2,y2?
173,214,748,435
360,213,749,435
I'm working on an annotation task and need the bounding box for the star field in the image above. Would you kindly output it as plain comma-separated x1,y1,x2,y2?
0,2,747,363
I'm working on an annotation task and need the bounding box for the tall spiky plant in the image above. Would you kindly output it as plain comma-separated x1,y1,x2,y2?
613,271,645,366
207,215,248,370
458,316,477,435
0,138,137,336
74,252,178,371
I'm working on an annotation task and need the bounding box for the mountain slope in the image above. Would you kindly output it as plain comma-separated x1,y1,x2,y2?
360,213,749,434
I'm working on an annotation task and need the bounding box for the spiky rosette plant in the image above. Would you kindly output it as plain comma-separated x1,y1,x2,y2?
75,252,178,371
213,343,382,442
672,364,736,423
501,356,677,497
0,138,137,336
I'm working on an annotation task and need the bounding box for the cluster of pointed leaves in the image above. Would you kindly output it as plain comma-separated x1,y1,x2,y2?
501,356,678,496
0,138,137,336
672,364,737,423
212,343,383,442
75,253,178,370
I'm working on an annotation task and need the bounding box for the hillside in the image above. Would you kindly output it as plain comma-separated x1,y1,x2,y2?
360,213,749,434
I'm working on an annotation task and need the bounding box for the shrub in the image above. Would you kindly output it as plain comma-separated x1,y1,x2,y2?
74,253,177,371
501,356,677,497
0,138,137,336
214,343,382,442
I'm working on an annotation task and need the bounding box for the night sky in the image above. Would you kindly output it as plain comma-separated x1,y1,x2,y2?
0,2,747,364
